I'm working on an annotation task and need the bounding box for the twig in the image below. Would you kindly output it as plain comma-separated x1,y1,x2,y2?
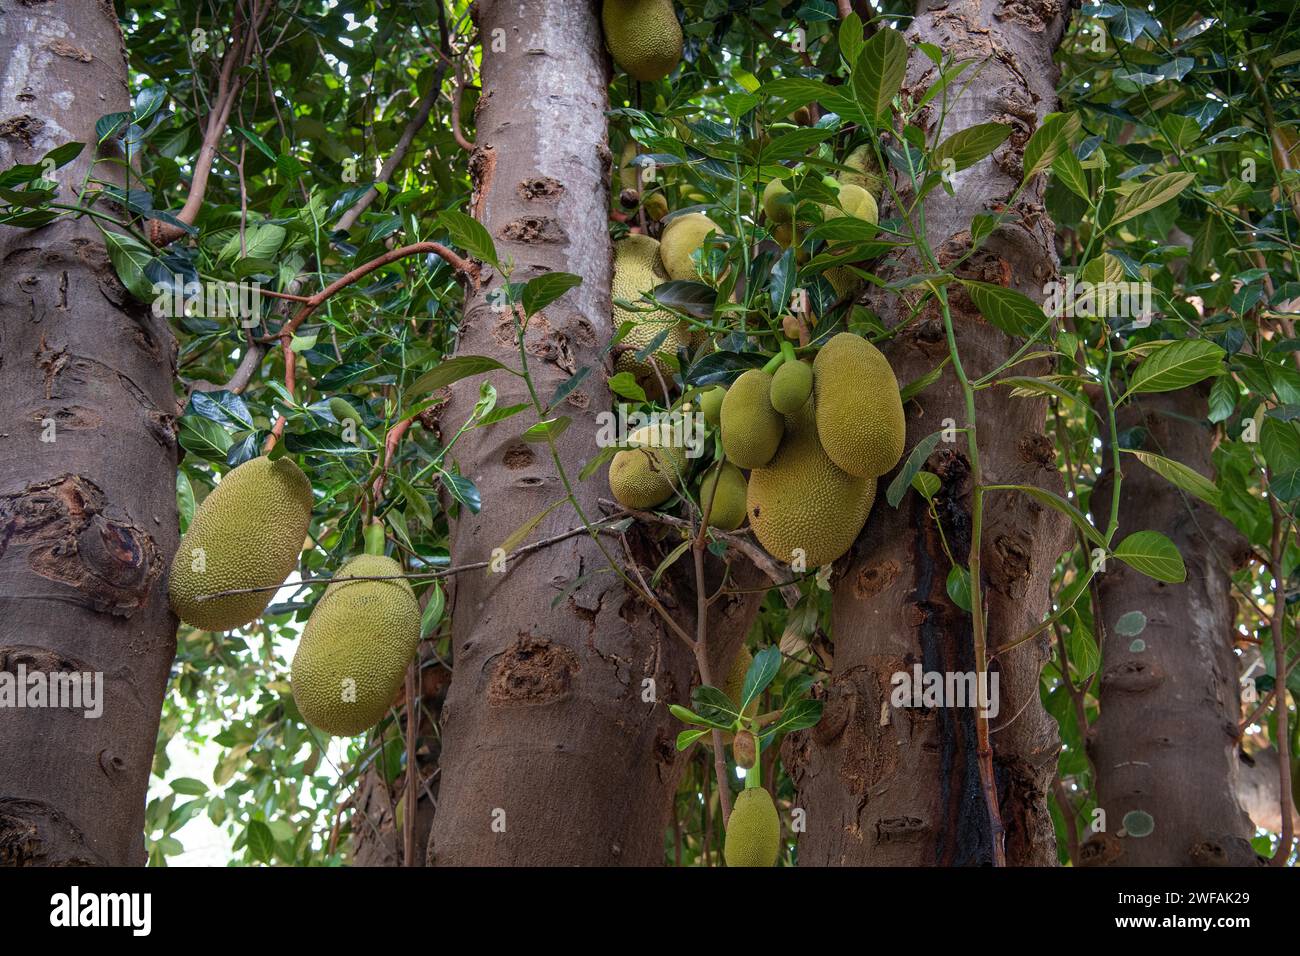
450,56,475,153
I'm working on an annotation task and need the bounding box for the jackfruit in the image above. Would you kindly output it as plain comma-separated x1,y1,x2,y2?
813,332,905,478
618,141,640,193
720,369,783,468
747,402,875,568
717,644,757,744
724,787,780,867
769,360,813,414
762,178,794,223
291,554,421,736
608,424,688,510
732,730,757,769
824,182,878,227
699,385,726,427
700,462,747,530
328,397,363,426
643,192,669,220
612,234,690,384
839,143,884,198
602,0,683,82
825,266,861,300
660,212,720,281
169,456,313,631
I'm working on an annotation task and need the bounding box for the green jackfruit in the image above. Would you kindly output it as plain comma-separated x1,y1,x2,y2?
608,425,688,510
169,456,313,631
612,234,690,385
839,143,884,198
747,402,875,568
291,554,421,736
813,332,905,478
643,192,669,220
824,182,878,228
762,178,794,223
699,385,726,427
724,787,780,867
732,729,757,769
328,397,363,425
602,0,683,82
660,212,720,281
618,141,640,193
770,360,813,414
700,462,747,530
825,266,861,300
720,369,783,469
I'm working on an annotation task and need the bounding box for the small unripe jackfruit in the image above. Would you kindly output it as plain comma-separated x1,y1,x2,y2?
699,385,726,427
824,182,878,228
291,554,421,736
328,397,363,425
608,425,687,510
612,235,690,384
813,332,905,478
747,403,875,568
769,360,812,414
725,787,780,867
602,0,683,82
720,369,783,469
732,730,757,769
700,462,747,531
762,178,794,223
660,212,721,281
839,143,884,198
643,192,669,220
618,141,641,193
169,456,313,631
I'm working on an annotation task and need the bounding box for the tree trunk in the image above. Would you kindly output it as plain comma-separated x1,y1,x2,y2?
784,0,1072,866
1082,388,1260,866
0,2,179,866
427,0,756,866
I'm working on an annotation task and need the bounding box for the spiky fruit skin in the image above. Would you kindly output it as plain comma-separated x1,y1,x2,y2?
762,178,793,223
660,212,720,281
747,402,875,568
291,555,420,736
602,0,683,82
608,425,688,510
612,235,689,384
700,462,747,531
839,143,884,198
721,369,783,469
770,360,813,414
813,333,906,479
169,456,313,631
825,266,861,300
725,787,780,867
700,386,726,427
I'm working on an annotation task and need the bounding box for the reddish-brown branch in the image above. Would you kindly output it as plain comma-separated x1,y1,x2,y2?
371,415,416,501
149,1,270,247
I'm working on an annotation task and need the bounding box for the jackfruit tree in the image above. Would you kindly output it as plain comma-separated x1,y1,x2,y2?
1,0,1297,873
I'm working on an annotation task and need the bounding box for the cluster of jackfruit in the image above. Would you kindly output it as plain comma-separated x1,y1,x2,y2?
612,234,693,386
291,553,421,737
601,0,682,82
720,334,904,568
168,456,314,631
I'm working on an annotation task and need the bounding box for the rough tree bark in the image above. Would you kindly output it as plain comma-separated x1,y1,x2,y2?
784,0,1072,866
426,0,756,866
1083,388,1260,866
0,2,180,865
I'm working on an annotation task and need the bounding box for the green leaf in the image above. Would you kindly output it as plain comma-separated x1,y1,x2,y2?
994,484,1107,549
521,417,571,443
1109,172,1196,228
946,564,972,612
438,209,499,268
176,470,195,533
1125,339,1224,396
739,646,781,712
498,499,565,558
959,279,1048,338
284,429,370,456
838,11,865,67
420,581,446,639
1021,112,1079,184
761,698,823,740
932,123,1011,174
887,430,945,507
178,415,233,462
1113,530,1186,583
911,470,940,500
1260,416,1300,475
650,539,692,587
1121,449,1220,509
676,729,711,750
669,704,708,726
1051,148,1090,201
220,223,286,263
245,820,275,864
522,272,582,317
899,358,948,402
170,777,208,796
607,371,648,402
100,228,156,301
410,355,511,394
852,26,908,126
